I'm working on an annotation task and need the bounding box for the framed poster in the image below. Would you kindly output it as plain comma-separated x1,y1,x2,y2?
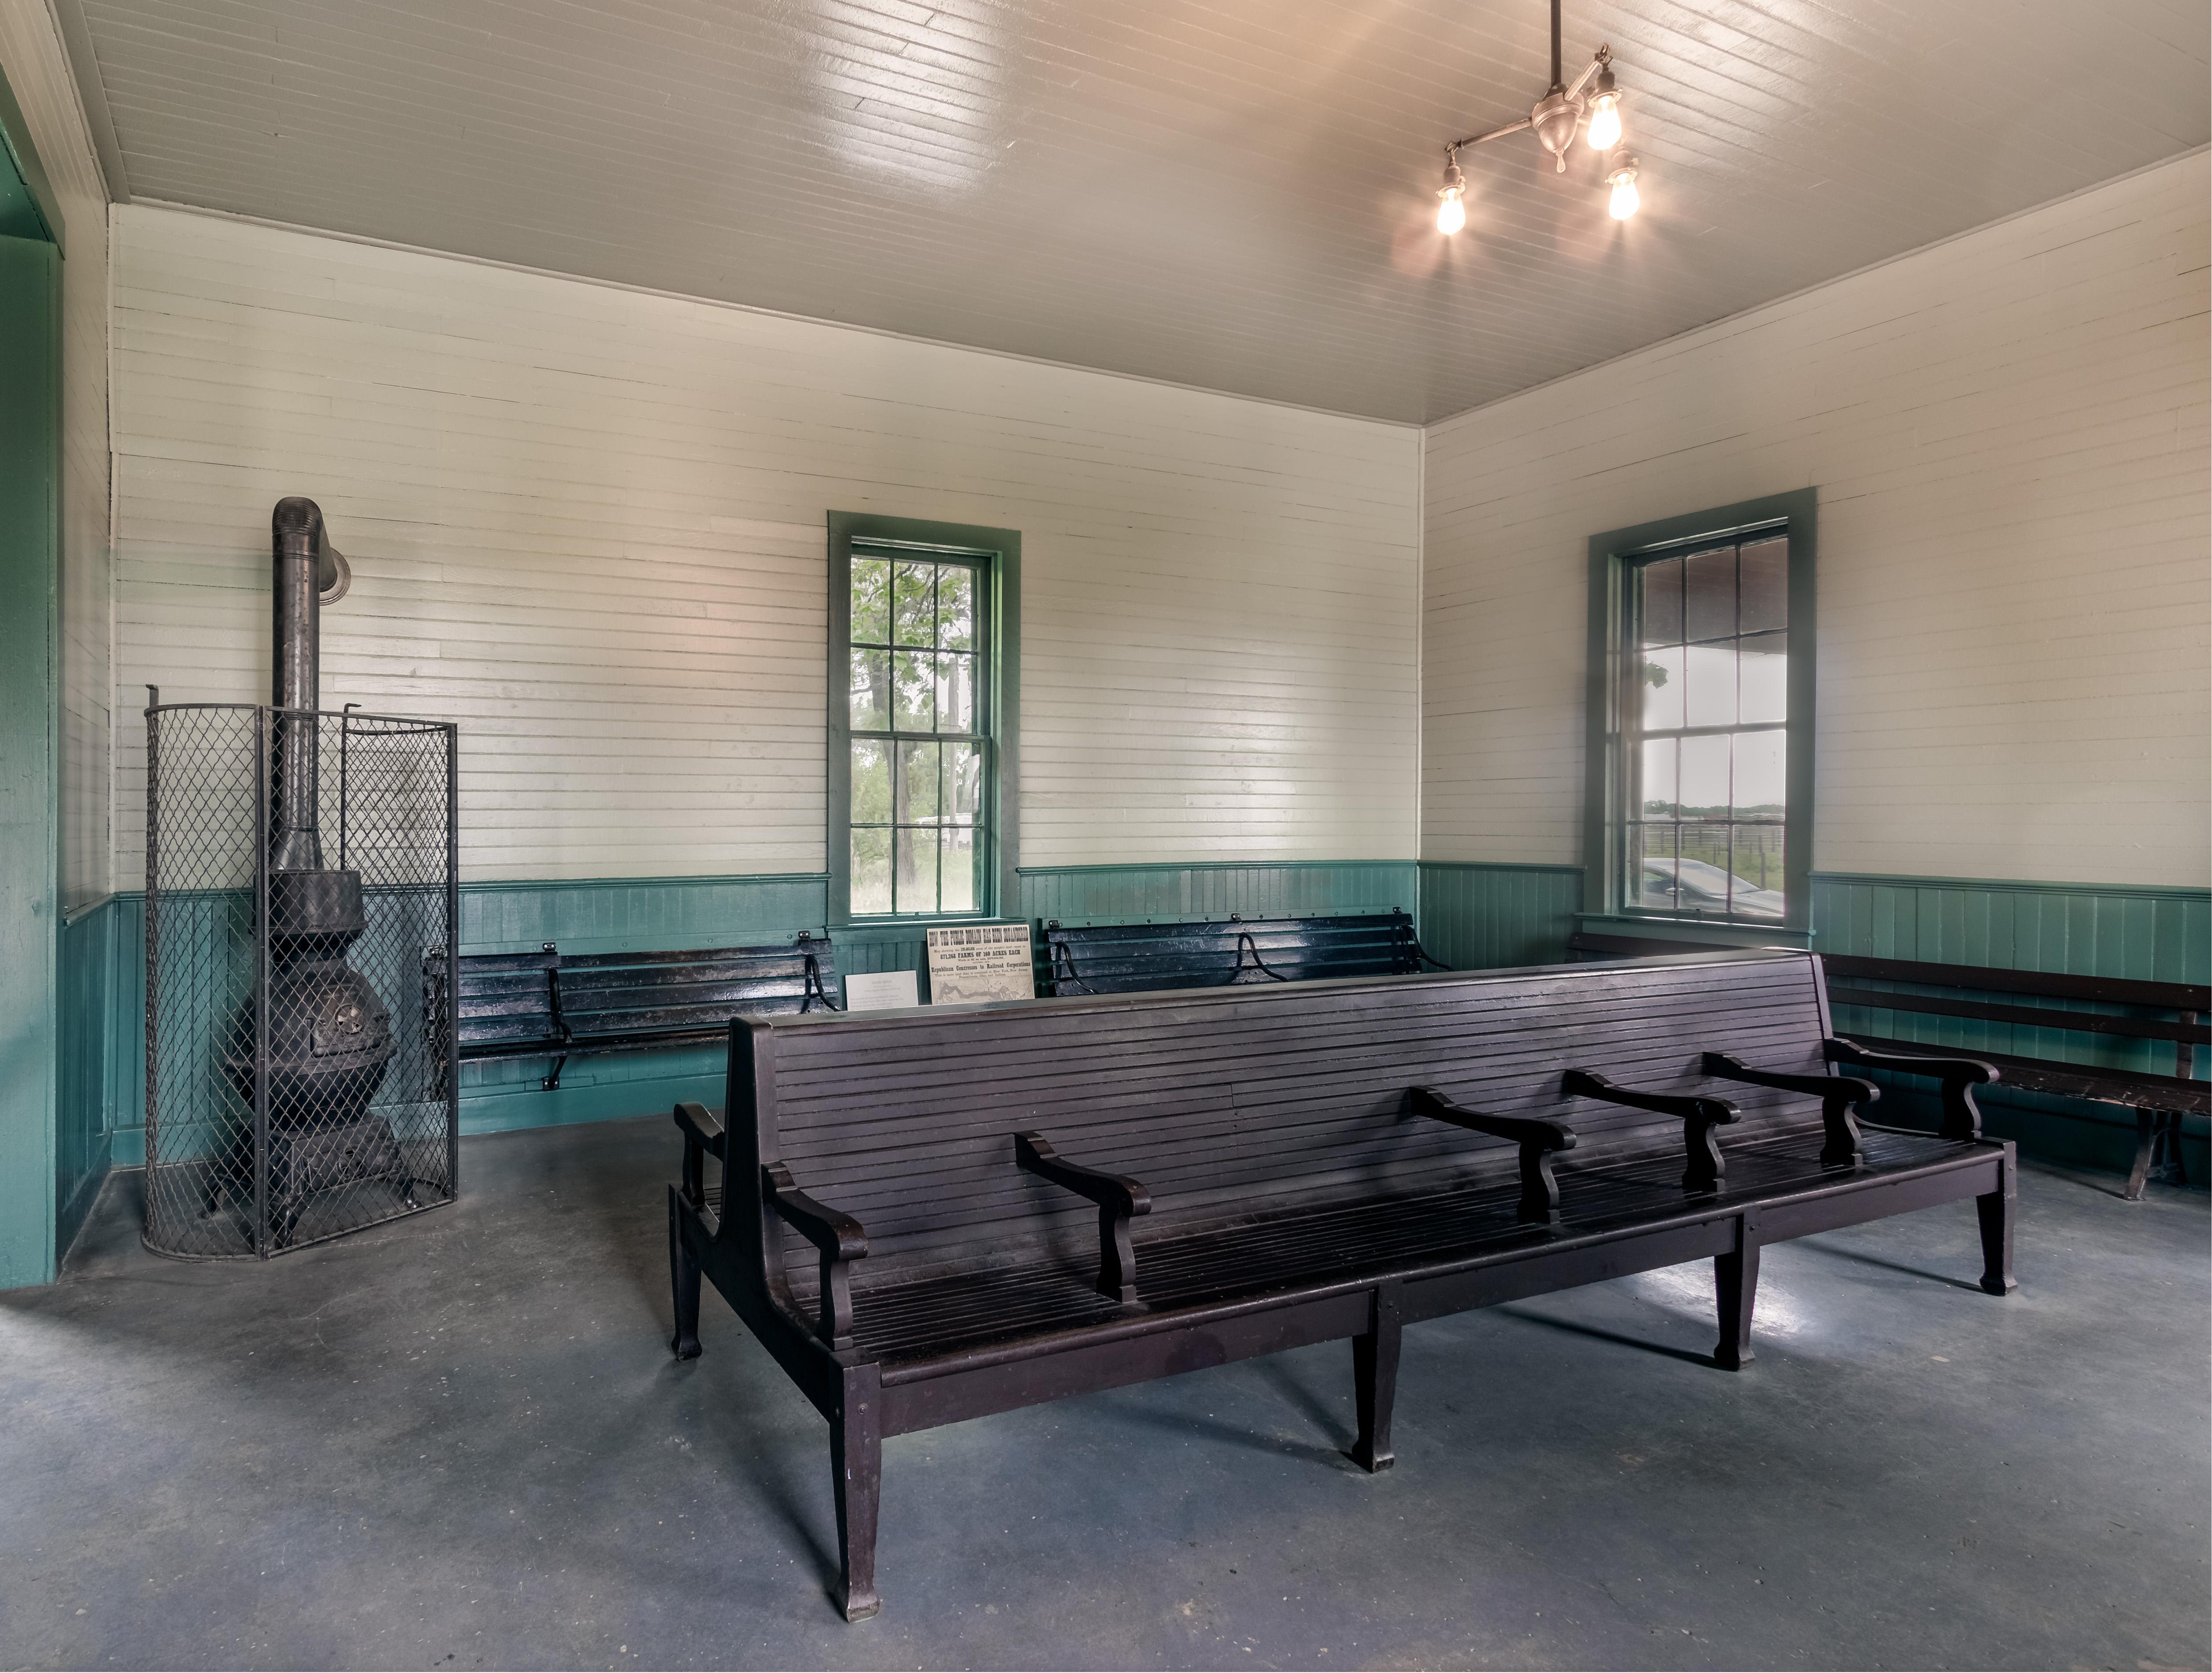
926,923,1035,1005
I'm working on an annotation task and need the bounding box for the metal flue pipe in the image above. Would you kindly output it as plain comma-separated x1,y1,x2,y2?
270,496,325,873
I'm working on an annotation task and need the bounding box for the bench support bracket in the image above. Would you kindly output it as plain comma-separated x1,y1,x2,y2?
1562,1070,1739,1193
1978,1142,2017,1295
1714,1212,1760,1370
1349,1281,1403,1472
1014,1131,1152,1305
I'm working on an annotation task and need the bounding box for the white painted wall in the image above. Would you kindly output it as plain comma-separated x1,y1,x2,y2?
110,205,1421,886
1423,152,2211,890
0,0,111,910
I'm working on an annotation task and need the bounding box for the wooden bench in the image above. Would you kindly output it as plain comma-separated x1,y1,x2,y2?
665,950,2014,1619
1572,932,2208,1199
1039,908,1444,996
427,935,840,1092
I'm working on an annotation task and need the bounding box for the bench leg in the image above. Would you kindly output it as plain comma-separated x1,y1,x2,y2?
1348,1281,1402,1473
2126,1110,2156,1202
1713,1215,1760,1371
668,1186,703,1360
830,1363,883,1622
1977,1143,2018,1295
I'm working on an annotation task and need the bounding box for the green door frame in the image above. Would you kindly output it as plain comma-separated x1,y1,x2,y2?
0,62,63,1289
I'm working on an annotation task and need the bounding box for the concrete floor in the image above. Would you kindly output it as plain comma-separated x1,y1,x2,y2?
3,1117,2205,1671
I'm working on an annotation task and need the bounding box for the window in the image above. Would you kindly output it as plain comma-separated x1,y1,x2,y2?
827,514,1019,923
1586,492,1815,935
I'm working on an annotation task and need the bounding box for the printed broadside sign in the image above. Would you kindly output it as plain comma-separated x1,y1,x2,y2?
925,922,1035,1005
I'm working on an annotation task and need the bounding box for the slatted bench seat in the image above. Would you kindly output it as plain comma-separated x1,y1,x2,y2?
665,949,2015,1620
1039,908,1443,996
427,935,840,1092
1572,932,2208,1199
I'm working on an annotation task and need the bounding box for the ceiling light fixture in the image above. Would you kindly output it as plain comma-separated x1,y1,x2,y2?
1434,0,1638,234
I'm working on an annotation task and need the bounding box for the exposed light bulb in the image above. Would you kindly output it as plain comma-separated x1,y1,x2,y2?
1606,158,1640,220
1585,91,1623,151
1436,184,1467,235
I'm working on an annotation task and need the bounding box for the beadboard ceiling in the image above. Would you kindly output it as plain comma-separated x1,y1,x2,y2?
58,0,2210,423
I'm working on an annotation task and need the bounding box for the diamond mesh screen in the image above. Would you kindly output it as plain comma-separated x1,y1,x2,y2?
145,704,458,1258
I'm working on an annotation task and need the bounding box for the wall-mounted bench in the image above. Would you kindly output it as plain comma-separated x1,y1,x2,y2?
1039,908,1443,996
667,949,2014,1619
1571,932,2208,1199
427,935,841,1093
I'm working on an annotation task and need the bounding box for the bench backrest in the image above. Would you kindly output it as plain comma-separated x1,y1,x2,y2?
1041,910,1425,997
730,950,1838,1294
437,936,841,1058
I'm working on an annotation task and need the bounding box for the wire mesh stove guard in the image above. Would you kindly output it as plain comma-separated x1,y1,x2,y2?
144,701,460,1258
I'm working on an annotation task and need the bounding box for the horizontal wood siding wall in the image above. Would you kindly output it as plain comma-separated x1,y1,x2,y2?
1422,152,2210,890
108,205,1420,887
1416,862,1582,971
1015,861,1417,927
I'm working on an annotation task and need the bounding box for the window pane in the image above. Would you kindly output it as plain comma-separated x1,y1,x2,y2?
1639,645,1683,731
938,567,974,651
1680,733,1730,816
1730,825,1786,911
939,825,977,914
1632,823,1678,910
1639,557,1682,647
1684,643,1736,729
893,561,935,647
892,649,934,731
1639,736,1678,817
851,826,892,915
1739,632,1787,724
849,649,888,732
852,557,891,645
939,652,975,734
1740,537,1787,634
1734,729,1786,818
850,739,891,825
894,825,937,915
898,740,940,822
946,741,982,822
1674,830,1734,909
1683,546,1736,642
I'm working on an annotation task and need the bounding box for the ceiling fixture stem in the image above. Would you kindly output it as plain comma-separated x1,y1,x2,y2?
1550,0,1563,92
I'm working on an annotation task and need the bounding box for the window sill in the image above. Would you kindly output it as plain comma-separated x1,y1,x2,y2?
1577,913,1812,952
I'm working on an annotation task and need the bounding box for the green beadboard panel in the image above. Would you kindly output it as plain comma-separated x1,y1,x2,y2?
1416,862,1583,971
1015,861,1418,927
56,898,116,1260
459,872,830,954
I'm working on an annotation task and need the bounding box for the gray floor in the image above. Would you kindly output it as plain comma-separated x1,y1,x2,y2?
4,1117,2206,1672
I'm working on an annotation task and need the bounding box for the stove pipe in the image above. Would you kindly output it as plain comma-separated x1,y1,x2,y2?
270,496,326,874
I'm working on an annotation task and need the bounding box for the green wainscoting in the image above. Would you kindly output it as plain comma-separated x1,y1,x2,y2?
57,897,120,1261
1015,860,1418,927
459,872,830,954
1416,862,1584,971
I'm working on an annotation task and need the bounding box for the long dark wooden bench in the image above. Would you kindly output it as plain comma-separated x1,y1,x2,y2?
426,935,840,1092
1572,932,2208,1199
665,949,2014,1619
1039,908,1444,996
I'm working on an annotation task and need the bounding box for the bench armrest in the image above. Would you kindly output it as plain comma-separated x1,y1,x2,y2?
1562,1068,1739,1194
763,1161,868,1350
1700,1052,1879,1169
1410,1086,1575,1225
1015,1131,1150,1305
1824,1037,1999,1141
672,1100,725,1210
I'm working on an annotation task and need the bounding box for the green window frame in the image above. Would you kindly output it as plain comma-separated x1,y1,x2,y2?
1584,490,1816,936
826,512,1020,924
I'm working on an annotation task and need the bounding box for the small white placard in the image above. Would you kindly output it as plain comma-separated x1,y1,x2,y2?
926,923,1036,1006
842,969,920,1011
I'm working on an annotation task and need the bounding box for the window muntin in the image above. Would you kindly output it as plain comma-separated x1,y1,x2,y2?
847,549,989,916
1623,531,1789,922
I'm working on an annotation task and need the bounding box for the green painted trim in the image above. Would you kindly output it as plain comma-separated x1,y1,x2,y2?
1021,859,1420,878
0,234,61,1288
1415,861,1582,875
826,511,1021,926
0,64,63,249
1584,488,1817,931
1810,870,2211,902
